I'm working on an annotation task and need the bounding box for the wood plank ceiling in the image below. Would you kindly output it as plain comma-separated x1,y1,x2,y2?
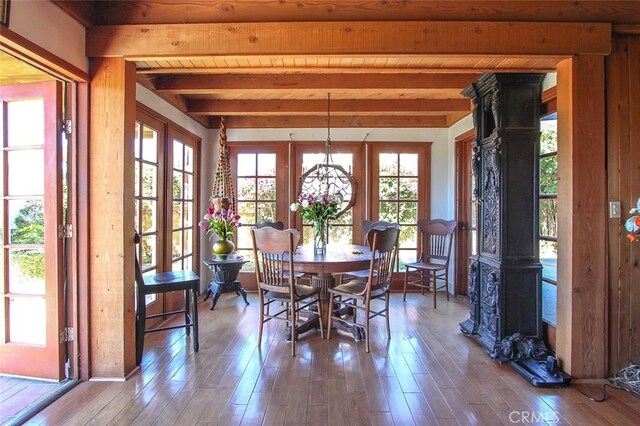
54,1,640,129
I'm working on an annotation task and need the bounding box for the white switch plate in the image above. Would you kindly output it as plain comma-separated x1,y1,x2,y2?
609,201,621,218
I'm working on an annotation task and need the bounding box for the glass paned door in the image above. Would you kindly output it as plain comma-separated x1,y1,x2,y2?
230,144,287,274
235,152,278,271
134,112,165,318
0,81,65,380
170,138,196,272
370,144,430,272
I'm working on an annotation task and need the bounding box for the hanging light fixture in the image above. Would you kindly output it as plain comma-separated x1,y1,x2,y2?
299,93,356,218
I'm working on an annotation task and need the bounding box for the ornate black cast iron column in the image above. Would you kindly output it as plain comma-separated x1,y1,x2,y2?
459,73,570,387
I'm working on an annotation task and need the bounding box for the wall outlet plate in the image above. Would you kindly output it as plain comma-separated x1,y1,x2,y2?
609,201,621,218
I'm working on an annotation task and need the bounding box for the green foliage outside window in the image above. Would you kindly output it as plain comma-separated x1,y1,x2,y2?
11,201,45,279
539,127,558,239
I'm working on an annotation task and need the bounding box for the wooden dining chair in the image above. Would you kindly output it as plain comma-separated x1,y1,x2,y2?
402,219,457,308
338,220,399,283
327,227,399,352
134,232,200,366
251,227,324,356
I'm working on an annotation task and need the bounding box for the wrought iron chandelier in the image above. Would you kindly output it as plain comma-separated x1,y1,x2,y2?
299,93,356,218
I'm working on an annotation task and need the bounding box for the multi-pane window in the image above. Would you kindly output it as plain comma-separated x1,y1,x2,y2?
3,98,47,345
301,153,354,246
134,121,161,305
236,153,278,270
376,152,420,271
539,112,558,326
171,139,195,272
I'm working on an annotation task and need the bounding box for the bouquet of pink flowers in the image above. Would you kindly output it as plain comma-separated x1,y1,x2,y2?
289,191,343,223
199,206,241,240
625,197,640,242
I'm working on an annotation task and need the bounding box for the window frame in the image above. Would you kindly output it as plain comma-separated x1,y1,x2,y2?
369,142,431,273
135,104,202,315
540,88,558,327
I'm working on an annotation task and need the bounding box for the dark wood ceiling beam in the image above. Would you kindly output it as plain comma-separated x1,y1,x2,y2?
222,115,449,129
93,1,640,26
187,99,471,116
87,21,611,58
153,73,482,94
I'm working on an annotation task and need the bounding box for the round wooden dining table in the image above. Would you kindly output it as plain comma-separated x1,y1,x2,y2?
288,243,374,340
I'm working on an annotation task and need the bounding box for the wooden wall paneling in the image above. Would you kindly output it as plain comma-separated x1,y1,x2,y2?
86,22,611,59
556,55,608,379
89,57,137,378
608,35,640,374
606,35,629,376
628,35,640,371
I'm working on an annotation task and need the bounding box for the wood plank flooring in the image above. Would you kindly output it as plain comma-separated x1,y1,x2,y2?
23,294,640,425
0,377,60,424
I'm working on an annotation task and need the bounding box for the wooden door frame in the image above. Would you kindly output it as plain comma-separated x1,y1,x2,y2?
454,129,474,297
0,80,65,379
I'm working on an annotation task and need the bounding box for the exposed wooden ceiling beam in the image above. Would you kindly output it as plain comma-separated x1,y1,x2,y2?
137,75,210,128
138,65,559,75
92,1,640,26
87,21,611,59
223,115,449,129
187,99,471,116
152,73,481,95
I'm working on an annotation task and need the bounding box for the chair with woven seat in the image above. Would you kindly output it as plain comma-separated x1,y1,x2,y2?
402,219,457,308
327,226,399,352
251,226,324,356
134,232,200,366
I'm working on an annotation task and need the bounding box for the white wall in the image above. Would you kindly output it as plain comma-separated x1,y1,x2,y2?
8,0,87,72
228,127,454,220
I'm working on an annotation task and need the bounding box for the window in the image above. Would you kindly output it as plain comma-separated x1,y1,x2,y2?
170,132,198,272
134,107,201,312
539,112,558,326
371,144,430,272
134,113,165,306
231,145,287,271
301,152,354,245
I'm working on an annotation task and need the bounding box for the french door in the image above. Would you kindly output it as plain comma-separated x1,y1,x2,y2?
0,81,66,380
370,143,430,274
134,110,166,320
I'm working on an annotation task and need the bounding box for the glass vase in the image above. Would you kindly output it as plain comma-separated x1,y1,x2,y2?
313,221,328,255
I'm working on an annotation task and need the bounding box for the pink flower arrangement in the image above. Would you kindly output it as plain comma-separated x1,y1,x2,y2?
199,206,241,240
289,191,343,223
625,197,640,242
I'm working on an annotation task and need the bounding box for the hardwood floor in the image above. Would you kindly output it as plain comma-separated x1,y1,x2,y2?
0,377,60,424
24,293,640,425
